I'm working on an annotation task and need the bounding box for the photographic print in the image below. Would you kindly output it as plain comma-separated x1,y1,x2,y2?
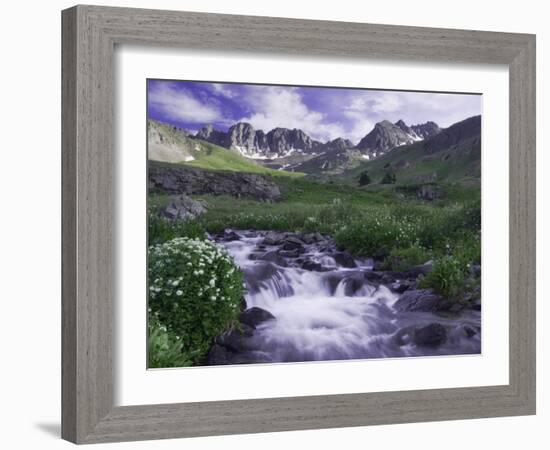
147,79,482,368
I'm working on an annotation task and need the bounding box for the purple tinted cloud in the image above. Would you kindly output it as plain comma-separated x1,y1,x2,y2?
147,79,481,144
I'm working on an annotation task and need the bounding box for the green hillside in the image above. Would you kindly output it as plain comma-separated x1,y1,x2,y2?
342,116,481,186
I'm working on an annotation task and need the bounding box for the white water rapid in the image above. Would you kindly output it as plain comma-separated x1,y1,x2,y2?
213,230,481,364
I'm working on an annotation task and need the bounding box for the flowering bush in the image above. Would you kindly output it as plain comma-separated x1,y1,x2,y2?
148,237,244,366
419,255,466,298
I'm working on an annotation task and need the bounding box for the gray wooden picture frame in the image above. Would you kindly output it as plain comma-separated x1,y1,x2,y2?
61,4,536,444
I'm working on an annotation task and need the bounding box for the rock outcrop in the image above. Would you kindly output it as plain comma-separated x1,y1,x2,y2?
196,121,324,159
149,164,282,201
159,195,207,220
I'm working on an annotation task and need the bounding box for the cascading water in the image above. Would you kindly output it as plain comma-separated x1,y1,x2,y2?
212,230,481,364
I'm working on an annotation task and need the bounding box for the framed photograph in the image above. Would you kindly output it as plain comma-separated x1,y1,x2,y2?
62,5,536,444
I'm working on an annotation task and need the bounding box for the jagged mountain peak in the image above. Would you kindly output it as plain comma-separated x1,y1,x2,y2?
229,121,254,130
356,120,418,157
394,119,418,138
411,121,441,139
356,118,441,158
376,120,395,128
324,137,354,152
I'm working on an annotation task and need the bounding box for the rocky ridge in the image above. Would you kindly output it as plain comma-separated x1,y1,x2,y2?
193,119,441,161
148,163,282,201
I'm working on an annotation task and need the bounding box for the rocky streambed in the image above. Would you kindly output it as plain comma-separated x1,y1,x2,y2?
205,230,481,365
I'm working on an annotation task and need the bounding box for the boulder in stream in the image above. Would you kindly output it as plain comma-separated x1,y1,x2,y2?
413,323,447,347
332,251,357,268
239,307,276,329
215,323,256,352
250,250,288,267
393,289,443,312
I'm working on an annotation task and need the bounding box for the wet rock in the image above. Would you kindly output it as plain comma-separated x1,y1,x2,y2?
318,243,337,253
459,325,479,338
301,260,329,272
220,230,241,242
434,298,454,312
341,273,369,296
244,263,280,291
262,231,286,245
239,307,275,329
449,302,466,313
282,236,305,252
332,252,357,268
250,250,288,267
413,323,447,347
206,344,234,365
301,232,325,244
215,324,255,352
279,249,302,258
393,289,443,312
239,297,247,311
362,271,383,286
391,280,413,293
380,271,406,284
244,262,278,281
159,195,207,220
323,271,366,296
244,262,294,297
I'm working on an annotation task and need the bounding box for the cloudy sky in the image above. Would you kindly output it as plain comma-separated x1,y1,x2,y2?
147,79,481,145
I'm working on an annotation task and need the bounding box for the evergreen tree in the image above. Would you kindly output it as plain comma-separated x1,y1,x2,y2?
358,170,371,186
381,171,397,184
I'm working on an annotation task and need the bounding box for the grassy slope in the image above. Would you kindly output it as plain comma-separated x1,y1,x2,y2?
292,148,366,176
342,134,481,186
184,140,303,177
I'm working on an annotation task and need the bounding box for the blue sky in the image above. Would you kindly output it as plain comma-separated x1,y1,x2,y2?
147,79,481,145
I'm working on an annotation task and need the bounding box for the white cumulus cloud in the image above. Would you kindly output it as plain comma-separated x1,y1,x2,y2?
239,86,345,142
149,82,222,124
210,83,236,98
